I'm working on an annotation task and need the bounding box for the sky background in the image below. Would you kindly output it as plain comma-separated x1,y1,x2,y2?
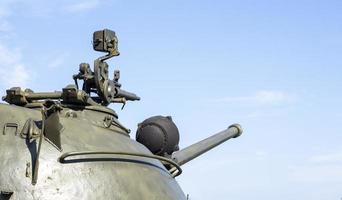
0,0,342,199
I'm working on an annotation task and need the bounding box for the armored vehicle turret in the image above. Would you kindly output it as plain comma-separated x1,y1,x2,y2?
0,29,242,200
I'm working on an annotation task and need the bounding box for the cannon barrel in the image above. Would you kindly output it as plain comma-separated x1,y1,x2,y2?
171,124,243,166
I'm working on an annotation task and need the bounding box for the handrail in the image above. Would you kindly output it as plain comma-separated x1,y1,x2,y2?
58,151,182,177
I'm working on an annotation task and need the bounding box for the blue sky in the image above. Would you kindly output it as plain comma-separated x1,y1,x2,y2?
0,0,342,199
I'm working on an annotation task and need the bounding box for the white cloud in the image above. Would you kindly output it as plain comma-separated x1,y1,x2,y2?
288,164,342,183
0,1,32,90
288,152,342,183
65,0,100,13
0,44,30,89
2,65,30,87
255,90,294,104
246,111,278,118
47,53,69,69
215,90,296,106
309,152,342,163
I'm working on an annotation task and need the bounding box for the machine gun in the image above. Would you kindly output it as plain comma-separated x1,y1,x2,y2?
3,29,140,107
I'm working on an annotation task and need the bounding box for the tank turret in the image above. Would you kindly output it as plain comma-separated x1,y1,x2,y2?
0,29,242,200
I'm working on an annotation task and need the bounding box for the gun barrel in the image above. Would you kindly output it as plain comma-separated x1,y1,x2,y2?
172,124,243,166
115,88,140,101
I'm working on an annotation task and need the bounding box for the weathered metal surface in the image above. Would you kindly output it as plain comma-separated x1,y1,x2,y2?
0,104,186,200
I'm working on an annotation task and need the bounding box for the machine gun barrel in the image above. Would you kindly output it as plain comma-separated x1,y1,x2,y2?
171,124,243,166
115,88,140,101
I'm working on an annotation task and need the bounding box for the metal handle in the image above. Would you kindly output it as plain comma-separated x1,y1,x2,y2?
58,151,182,178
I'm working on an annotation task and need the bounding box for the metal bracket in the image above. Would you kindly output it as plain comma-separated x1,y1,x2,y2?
103,115,130,134
3,123,18,136
20,119,42,142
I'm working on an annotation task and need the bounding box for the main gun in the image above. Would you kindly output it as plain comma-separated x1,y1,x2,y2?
172,124,243,166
